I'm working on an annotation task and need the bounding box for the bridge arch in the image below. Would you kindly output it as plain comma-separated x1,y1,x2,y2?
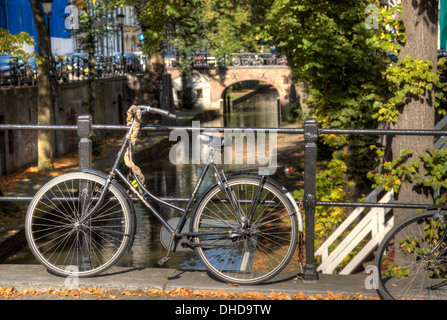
166,65,292,113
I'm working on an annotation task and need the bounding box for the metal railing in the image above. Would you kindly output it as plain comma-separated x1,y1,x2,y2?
1,116,447,282
3,51,288,87
220,53,287,67
0,54,147,88
166,53,288,69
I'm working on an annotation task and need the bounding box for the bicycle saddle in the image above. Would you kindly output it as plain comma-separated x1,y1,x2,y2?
198,134,231,148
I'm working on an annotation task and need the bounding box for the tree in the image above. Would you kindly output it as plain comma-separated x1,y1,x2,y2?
75,0,117,116
29,0,54,172
201,0,275,57
111,0,183,107
390,0,438,222
111,0,275,108
168,0,207,109
265,0,444,225
265,0,389,184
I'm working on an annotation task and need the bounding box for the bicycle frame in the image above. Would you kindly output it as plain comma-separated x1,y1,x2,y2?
79,114,256,255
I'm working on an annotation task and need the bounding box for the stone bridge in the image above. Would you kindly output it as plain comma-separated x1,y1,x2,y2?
166,65,293,113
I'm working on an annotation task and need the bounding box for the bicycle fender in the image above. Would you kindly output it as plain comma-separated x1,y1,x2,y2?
81,168,137,250
225,172,287,192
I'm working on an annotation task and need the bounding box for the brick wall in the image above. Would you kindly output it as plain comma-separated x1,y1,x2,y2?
0,76,136,175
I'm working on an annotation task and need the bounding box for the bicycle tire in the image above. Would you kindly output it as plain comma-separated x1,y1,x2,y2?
25,172,133,277
374,210,447,300
191,177,298,284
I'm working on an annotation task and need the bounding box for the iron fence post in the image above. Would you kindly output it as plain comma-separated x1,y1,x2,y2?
77,114,94,270
303,117,319,282
77,114,92,170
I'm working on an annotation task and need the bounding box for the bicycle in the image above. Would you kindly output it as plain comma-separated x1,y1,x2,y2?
24,105,304,285
374,206,447,299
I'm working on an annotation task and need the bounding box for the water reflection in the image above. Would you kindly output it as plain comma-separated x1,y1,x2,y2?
225,87,279,128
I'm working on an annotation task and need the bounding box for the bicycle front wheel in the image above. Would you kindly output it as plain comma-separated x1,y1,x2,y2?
374,210,447,300
25,172,133,277
191,177,298,285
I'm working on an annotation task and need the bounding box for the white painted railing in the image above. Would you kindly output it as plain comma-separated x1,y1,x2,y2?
316,189,394,274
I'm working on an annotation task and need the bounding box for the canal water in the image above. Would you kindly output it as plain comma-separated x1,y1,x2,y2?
4,86,283,271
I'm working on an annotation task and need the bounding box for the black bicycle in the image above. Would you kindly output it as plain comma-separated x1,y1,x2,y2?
374,207,447,299
25,105,303,285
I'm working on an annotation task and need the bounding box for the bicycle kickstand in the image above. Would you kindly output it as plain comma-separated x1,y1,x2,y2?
158,235,174,266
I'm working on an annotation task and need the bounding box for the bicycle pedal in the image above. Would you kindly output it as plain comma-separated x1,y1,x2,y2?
158,256,171,266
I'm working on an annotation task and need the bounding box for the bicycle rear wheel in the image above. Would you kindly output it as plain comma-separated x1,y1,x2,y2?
25,172,133,277
374,210,447,300
191,177,298,284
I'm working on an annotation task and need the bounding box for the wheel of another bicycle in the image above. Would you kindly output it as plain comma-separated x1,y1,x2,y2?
374,210,447,300
191,177,298,285
25,172,133,277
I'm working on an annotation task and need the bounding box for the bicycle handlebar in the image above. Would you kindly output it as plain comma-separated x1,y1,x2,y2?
132,105,177,119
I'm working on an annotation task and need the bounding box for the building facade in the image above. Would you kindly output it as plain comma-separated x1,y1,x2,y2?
0,0,141,56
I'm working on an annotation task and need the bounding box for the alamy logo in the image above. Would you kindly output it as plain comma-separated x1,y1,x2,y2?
365,1,399,30
64,265,79,289
365,5,379,30
65,5,79,30
169,121,278,175
364,265,379,289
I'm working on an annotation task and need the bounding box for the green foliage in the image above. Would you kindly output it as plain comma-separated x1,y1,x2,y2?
266,2,445,189
369,4,405,54
368,4,447,123
367,147,418,193
118,0,275,59
367,147,447,205
373,55,447,123
201,0,275,56
262,1,446,274
264,0,396,184
111,0,183,53
294,157,354,246
0,28,35,59
418,148,447,205
265,0,389,126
